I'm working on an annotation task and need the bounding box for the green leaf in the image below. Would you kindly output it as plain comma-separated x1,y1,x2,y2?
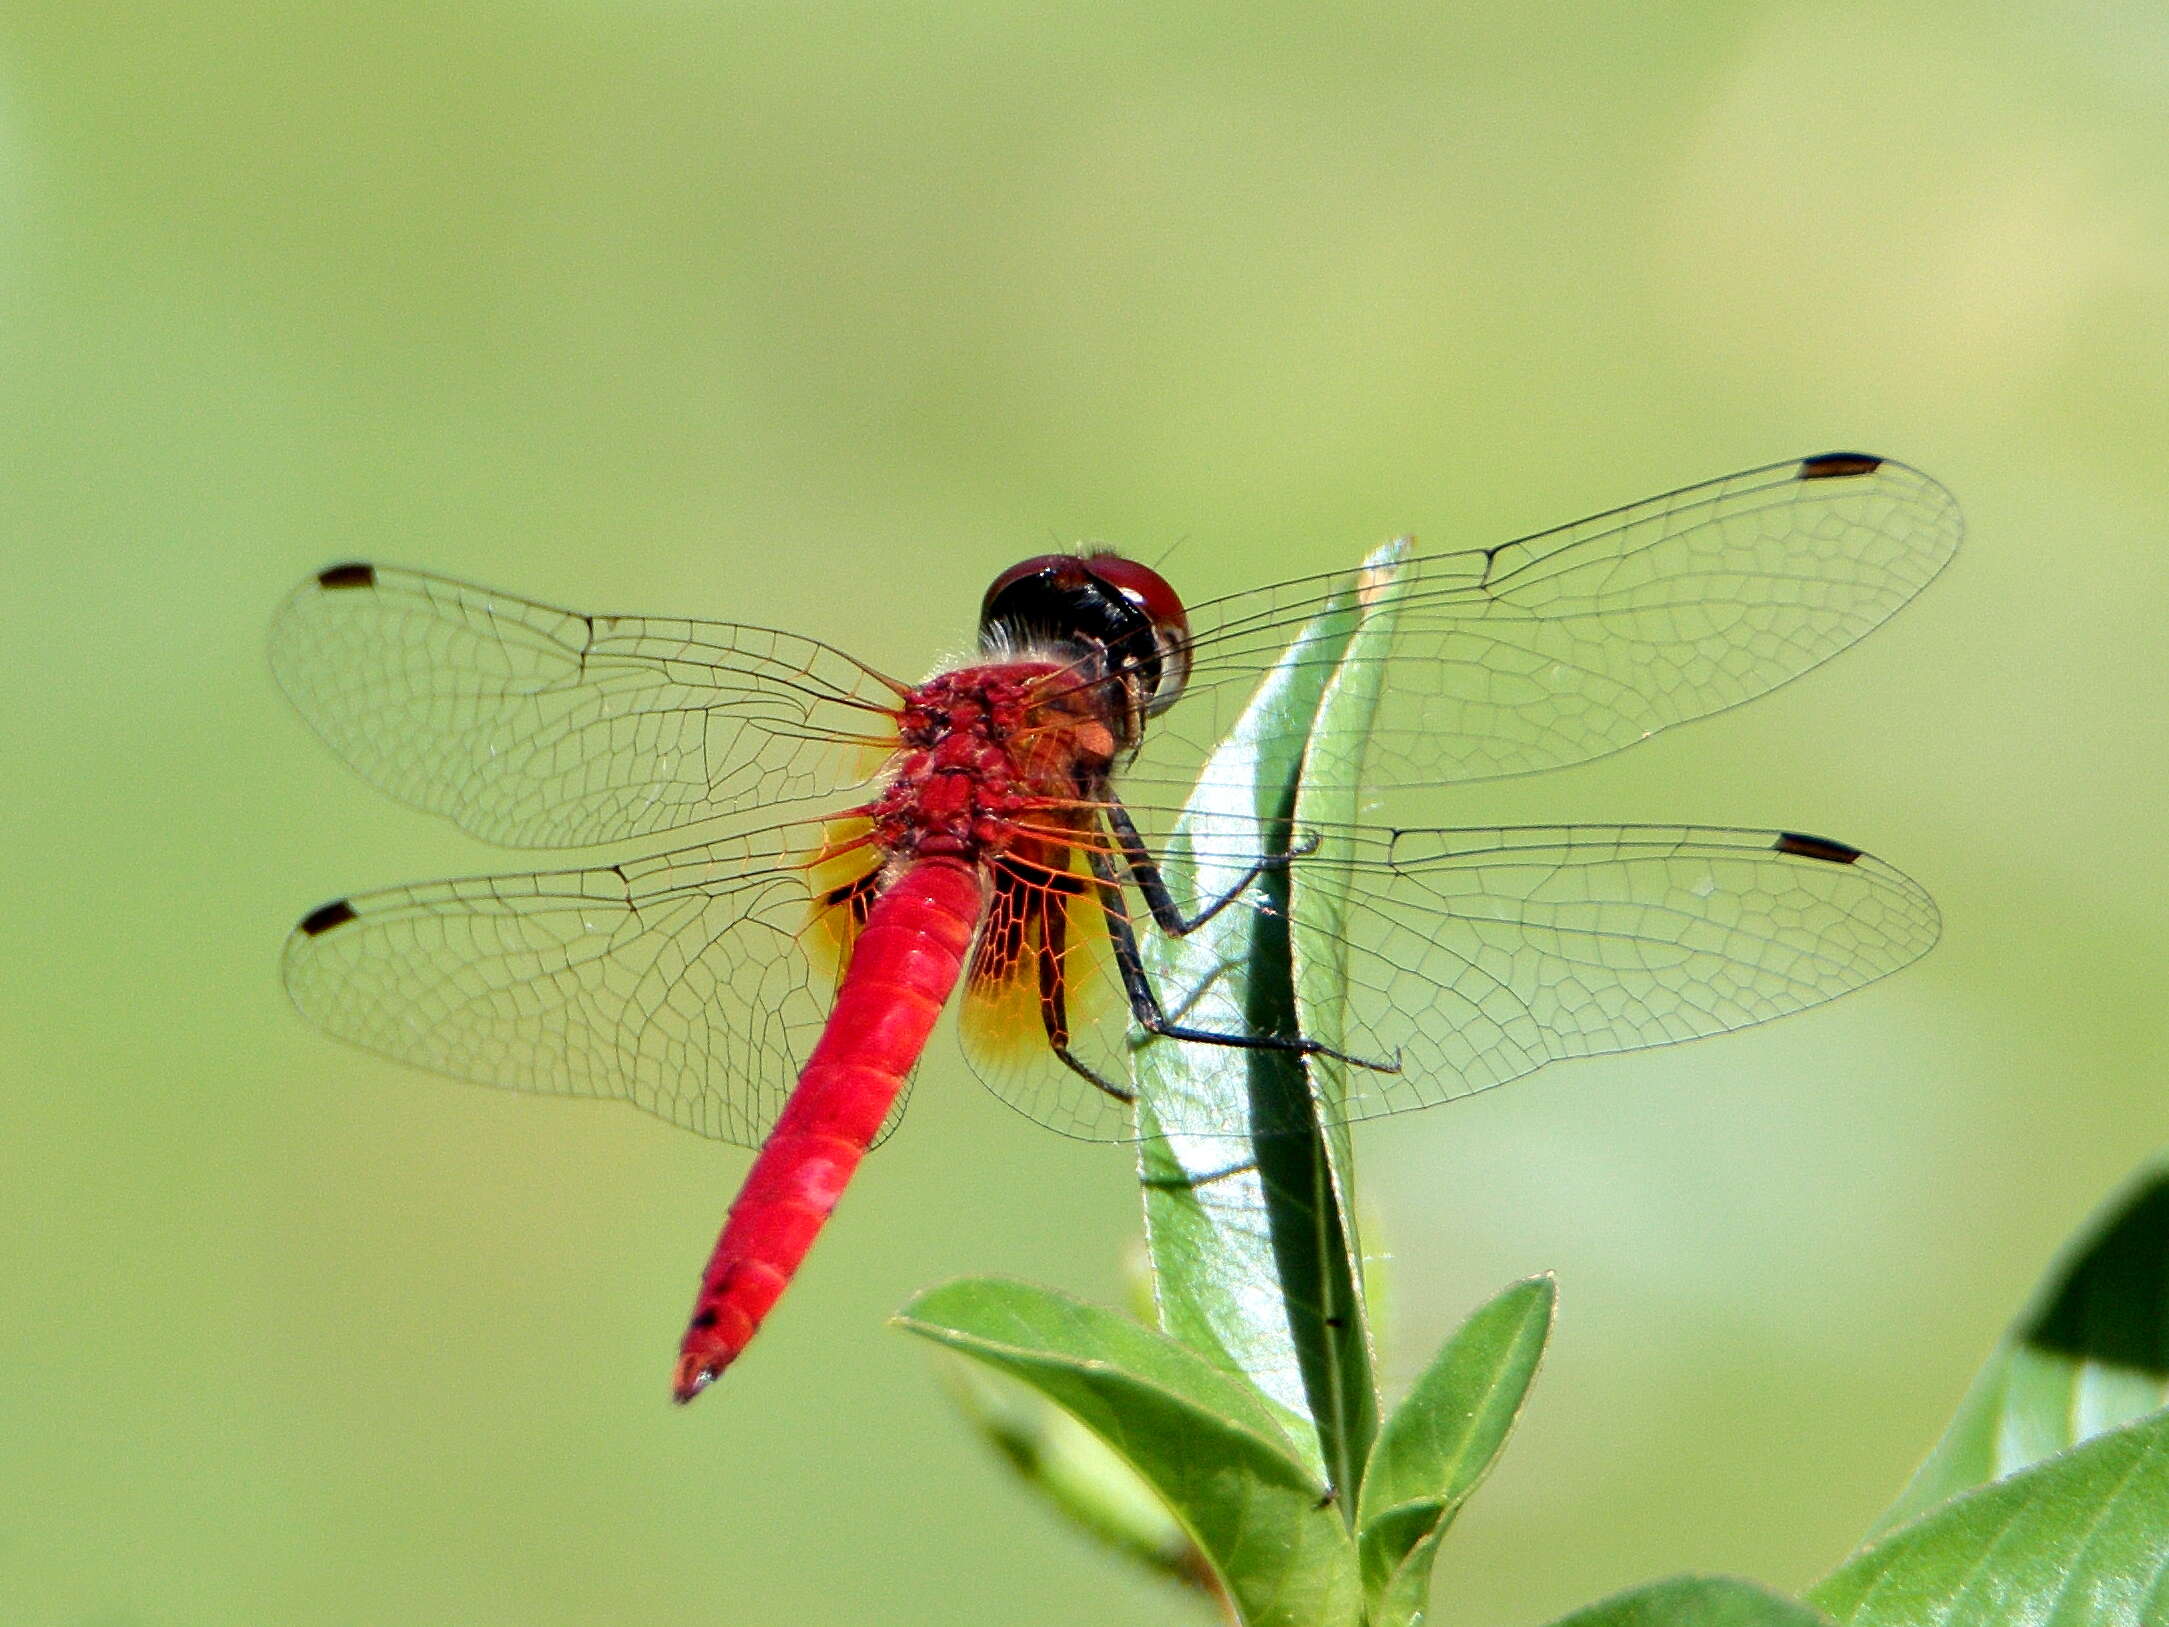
935,1355,1210,1593
1136,541,1410,1499
1287,542,1415,1500
896,1276,1361,1627
1545,1576,1836,1627
1879,1153,2169,1531
1810,1405,2169,1626
1356,1275,1556,1625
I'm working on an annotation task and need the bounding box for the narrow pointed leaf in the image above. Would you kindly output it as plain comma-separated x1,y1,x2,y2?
897,1277,1361,1626
1546,1576,1836,1627
1811,1405,2169,1627
1880,1154,2169,1531
1286,542,1412,1498
1357,1274,1556,1623
1137,541,1409,1498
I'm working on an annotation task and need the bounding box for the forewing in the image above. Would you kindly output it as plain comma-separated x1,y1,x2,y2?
1121,454,1961,804
283,821,884,1148
269,564,904,848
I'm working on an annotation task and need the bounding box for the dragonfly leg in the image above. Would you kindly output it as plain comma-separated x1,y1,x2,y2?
1102,794,1318,937
1033,866,1137,1106
1085,848,1398,1075
1140,1156,1262,1191
1048,1039,1140,1106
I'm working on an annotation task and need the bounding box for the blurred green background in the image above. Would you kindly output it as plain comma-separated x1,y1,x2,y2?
4,4,2166,1623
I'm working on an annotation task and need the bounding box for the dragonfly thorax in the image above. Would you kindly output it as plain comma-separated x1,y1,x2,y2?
873,663,1114,863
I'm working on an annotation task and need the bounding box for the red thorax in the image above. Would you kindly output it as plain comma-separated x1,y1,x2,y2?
866,661,1120,863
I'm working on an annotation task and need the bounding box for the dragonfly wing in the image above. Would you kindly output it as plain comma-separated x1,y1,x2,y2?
270,565,904,848
1298,822,1936,1127
282,821,883,1148
954,841,1143,1144
987,820,1938,1141
1124,454,1961,802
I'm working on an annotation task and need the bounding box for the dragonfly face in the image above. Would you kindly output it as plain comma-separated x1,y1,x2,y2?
272,451,1960,1392
978,551,1193,752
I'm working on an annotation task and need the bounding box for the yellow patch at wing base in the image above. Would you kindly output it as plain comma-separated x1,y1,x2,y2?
959,850,1122,1067
801,815,884,990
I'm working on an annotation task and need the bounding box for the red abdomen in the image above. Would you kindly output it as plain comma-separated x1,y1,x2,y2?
672,856,985,1402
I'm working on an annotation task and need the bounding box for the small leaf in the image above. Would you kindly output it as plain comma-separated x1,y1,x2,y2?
1880,1153,2169,1531
897,1277,1361,1627
1810,1405,2169,1627
1545,1575,1836,1627
936,1356,1210,1592
1137,541,1410,1498
1356,1275,1556,1624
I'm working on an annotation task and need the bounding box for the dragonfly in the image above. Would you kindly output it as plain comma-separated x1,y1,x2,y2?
271,451,1959,1403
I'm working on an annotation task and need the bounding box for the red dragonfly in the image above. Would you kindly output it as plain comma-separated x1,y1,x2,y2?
272,452,1957,1403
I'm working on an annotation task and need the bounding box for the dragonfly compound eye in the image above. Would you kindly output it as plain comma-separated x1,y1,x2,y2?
1078,553,1191,717
978,552,1192,720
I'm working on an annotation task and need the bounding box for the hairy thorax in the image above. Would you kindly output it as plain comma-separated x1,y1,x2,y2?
866,662,1120,864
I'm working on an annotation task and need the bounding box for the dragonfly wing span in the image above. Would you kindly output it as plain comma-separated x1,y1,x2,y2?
282,822,880,1149
1126,454,1961,801
270,565,904,848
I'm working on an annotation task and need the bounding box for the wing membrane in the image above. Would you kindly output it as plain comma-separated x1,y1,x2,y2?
282,821,881,1148
1310,822,1938,1124
963,820,1939,1140
957,842,1139,1143
1122,454,1961,800
269,565,905,848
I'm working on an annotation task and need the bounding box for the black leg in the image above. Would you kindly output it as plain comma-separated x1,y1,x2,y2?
1085,847,1399,1075
1140,1155,1262,1190
1102,794,1318,938
1027,865,1137,1106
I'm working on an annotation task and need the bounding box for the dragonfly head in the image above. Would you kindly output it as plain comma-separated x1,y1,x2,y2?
978,552,1193,743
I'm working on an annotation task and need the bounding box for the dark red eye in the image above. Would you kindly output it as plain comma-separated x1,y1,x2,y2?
1078,553,1190,715
1078,553,1187,638
979,554,1086,626
979,551,1193,719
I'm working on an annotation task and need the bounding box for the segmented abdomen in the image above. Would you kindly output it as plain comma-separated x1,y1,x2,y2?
672,856,985,1401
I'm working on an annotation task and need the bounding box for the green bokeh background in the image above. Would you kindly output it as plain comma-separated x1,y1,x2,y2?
5,5,2166,1624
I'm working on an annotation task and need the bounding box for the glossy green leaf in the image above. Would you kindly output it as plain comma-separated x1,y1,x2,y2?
896,1276,1361,1627
1810,1405,2169,1625
1356,1274,1556,1624
1879,1153,2169,1531
1545,1576,1835,1627
1136,541,1410,1499
1286,541,1413,1502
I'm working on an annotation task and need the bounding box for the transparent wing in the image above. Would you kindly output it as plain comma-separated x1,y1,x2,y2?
956,834,1138,1143
269,564,906,848
962,820,1940,1141
282,820,890,1149
1309,822,1939,1125
1120,454,1961,804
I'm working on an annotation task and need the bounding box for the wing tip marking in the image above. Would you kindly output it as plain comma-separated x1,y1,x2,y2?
299,898,361,936
316,562,378,590
1773,831,1863,865
1797,452,1885,481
